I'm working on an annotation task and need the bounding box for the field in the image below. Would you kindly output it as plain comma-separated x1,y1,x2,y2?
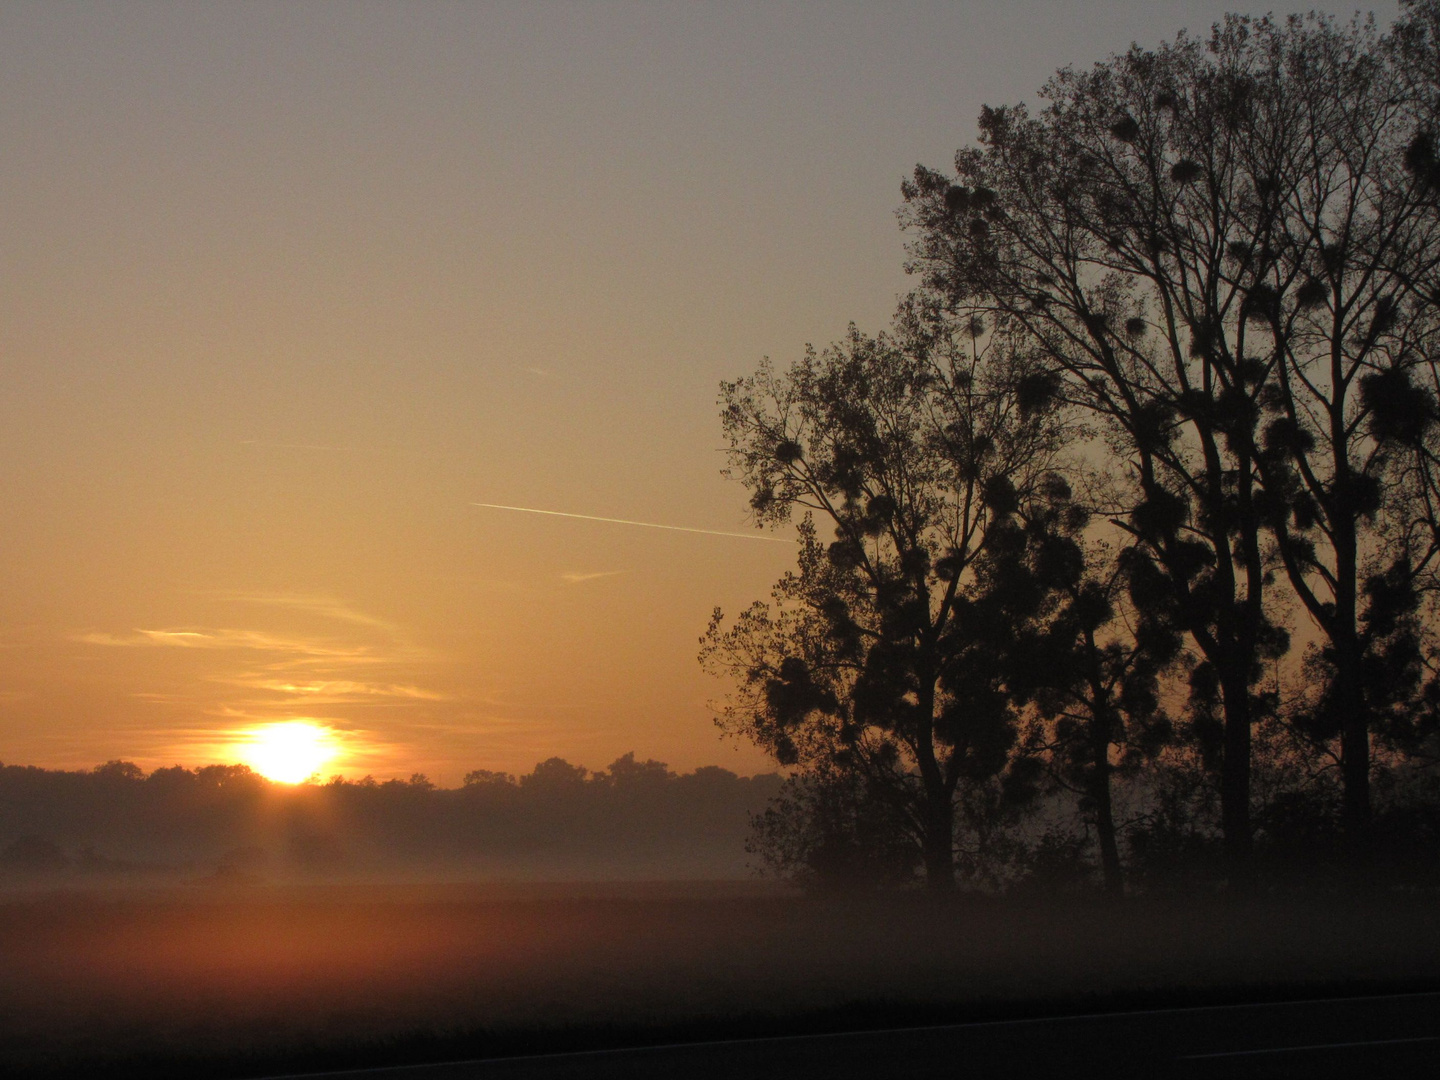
3,881,1439,1077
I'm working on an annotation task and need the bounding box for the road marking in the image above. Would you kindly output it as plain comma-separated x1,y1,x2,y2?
1182,1034,1439,1059
257,991,1440,1079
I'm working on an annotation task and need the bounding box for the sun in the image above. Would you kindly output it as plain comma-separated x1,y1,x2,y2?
239,721,340,784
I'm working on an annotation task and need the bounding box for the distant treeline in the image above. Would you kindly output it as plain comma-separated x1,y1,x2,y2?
0,756,783,882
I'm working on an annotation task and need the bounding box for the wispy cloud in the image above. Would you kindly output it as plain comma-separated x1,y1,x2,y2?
221,677,447,702
209,592,397,631
75,628,379,660
74,596,447,756
561,570,627,584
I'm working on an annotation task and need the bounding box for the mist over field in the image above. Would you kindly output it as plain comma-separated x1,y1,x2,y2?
1,884,1437,1078
0,757,783,884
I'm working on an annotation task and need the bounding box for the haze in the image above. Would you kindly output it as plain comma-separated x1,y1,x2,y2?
0,1,1394,783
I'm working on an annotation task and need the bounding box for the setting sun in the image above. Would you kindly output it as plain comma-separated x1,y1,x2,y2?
238,721,340,784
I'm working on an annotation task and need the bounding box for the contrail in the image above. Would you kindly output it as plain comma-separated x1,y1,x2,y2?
470,503,795,543
240,439,405,454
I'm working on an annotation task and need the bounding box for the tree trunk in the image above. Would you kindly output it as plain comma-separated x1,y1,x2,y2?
1336,634,1372,876
921,796,955,891
1219,667,1256,893
1331,518,1372,873
913,673,955,891
1091,725,1123,895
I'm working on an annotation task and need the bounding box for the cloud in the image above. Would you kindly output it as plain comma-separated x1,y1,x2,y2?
561,570,627,584
204,592,398,631
221,677,447,702
73,600,447,741
75,628,379,660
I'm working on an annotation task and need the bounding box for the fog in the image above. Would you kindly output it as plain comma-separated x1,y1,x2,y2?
3,885,1438,1077
5,760,1439,1077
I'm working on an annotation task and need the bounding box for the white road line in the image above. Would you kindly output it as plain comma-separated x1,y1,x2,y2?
1182,1034,1439,1059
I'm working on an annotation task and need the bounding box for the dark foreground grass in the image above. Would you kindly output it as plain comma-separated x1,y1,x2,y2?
2,882,1438,1078
40,979,1440,1080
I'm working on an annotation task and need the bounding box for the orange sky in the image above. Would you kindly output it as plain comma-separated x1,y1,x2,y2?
0,1,1389,784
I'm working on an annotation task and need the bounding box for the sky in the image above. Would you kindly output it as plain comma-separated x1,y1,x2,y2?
0,1,1400,785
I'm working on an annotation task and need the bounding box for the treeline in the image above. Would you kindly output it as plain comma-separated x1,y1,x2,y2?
705,6,1440,894
0,756,782,882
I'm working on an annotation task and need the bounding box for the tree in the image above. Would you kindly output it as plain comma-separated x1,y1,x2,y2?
0,834,69,874
745,764,919,890
1222,6,1440,853
702,318,1071,889
1008,528,1180,895
899,10,1440,885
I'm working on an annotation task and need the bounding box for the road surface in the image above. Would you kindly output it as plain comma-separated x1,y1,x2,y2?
262,990,1440,1078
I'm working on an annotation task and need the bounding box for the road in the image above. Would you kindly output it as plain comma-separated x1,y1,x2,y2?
263,990,1440,1078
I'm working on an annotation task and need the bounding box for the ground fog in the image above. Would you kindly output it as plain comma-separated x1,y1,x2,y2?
2,883,1438,1076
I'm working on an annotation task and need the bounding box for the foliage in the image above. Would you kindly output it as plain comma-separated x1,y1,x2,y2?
745,767,920,890
703,320,1072,888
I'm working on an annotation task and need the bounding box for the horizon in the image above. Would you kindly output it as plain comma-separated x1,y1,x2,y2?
0,746,783,786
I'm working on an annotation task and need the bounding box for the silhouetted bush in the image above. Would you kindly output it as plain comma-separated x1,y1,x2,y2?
747,770,920,891
0,834,68,874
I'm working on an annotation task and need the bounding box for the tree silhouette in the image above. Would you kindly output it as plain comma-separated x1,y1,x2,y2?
1004,518,1179,894
899,10,1440,886
704,319,1072,889
0,834,68,874
745,764,919,890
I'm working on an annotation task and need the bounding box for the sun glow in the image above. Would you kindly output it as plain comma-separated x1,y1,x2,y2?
239,721,340,784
